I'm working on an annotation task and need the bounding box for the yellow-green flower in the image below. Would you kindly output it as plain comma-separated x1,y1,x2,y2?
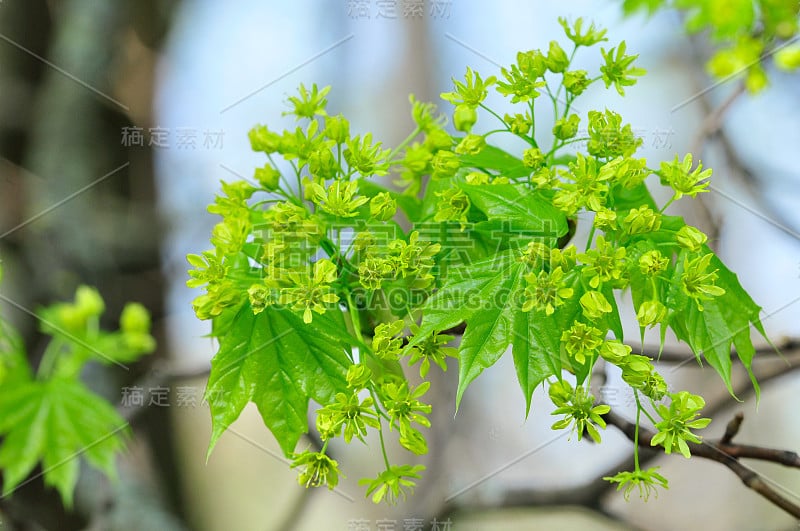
604,467,668,501
559,17,607,47
660,154,712,200
453,104,478,132
284,83,330,120
359,465,425,505
522,267,573,315
505,112,532,135
598,339,631,364
600,41,645,96
254,164,281,190
553,113,580,140
623,206,661,235
290,451,340,490
561,322,604,364
370,192,397,221
676,225,707,252
346,364,372,389
546,40,569,72
454,133,486,155
523,147,546,169
371,320,405,360
434,188,471,230
407,328,457,378
309,180,369,218
440,67,496,108
651,392,711,458
324,113,350,143
430,150,460,179
358,256,394,291
578,236,627,288
681,253,725,310
549,380,610,443
280,259,340,323
636,300,667,328
639,250,668,276
344,133,390,176
315,392,379,443
580,290,613,321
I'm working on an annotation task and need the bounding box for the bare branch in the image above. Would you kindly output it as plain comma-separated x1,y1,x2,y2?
603,409,800,518
688,81,746,159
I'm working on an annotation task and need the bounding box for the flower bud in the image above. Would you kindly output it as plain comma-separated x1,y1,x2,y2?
505,113,532,136
580,290,613,321
424,129,453,152
308,147,339,180
248,284,271,315
563,70,589,95
453,104,477,132
454,134,486,155
465,171,489,185
369,192,397,221
346,363,372,389
553,114,580,140
546,41,569,73
519,241,550,267
431,150,460,179
529,167,555,189
248,125,281,153
324,114,350,144
548,380,573,407
636,300,667,328
254,164,281,190
620,354,654,388
639,250,668,277
623,206,661,235
599,340,631,364
676,225,707,252
522,147,545,169
120,302,151,334
75,286,105,317
518,50,547,78
641,372,668,401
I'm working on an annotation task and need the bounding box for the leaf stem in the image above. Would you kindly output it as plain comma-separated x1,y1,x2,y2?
377,418,392,469
479,102,507,128
660,194,677,213
388,126,422,161
585,224,597,252
345,290,365,346
633,390,642,471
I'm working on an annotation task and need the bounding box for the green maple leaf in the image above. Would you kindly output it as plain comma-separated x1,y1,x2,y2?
462,183,569,239
669,251,767,398
0,379,128,508
410,253,562,415
459,145,531,179
205,303,353,457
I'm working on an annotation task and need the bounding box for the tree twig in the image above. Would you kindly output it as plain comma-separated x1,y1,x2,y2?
603,409,800,518
688,81,746,160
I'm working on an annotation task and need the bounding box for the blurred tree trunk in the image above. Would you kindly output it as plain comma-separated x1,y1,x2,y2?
0,1,184,528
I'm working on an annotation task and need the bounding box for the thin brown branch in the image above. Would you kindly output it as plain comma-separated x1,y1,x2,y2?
604,409,800,518
715,442,800,468
688,81,746,159
720,411,744,444
630,338,797,364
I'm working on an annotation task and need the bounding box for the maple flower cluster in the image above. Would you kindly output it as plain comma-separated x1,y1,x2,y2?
188,16,768,507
